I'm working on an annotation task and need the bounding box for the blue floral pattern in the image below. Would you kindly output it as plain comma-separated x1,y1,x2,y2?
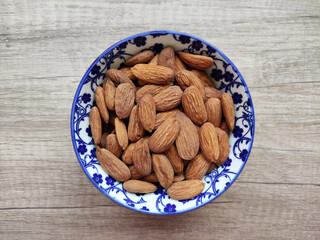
71,31,255,215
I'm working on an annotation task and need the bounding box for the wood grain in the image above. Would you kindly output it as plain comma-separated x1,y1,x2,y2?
0,0,319,239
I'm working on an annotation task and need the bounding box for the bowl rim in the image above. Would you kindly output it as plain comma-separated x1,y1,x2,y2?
70,30,255,215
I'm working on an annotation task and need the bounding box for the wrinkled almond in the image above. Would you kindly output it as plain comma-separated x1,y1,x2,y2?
158,46,175,72
106,69,136,89
104,80,116,111
120,67,136,80
132,138,152,176
165,144,184,174
138,94,156,132
89,106,101,145
127,105,145,142
131,64,174,85
125,50,154,66
191,69,214,87
106,133,123,158
155,109,180,129
114,117,128,150
221,93,235,131
174,55,187,72
185,153,211,180
123,180,157,193
129,165,145,180
135,84,169,103
175,70,206,100
115,83,135,119
152,154,174,189
148,54,159,65
142,173,158,183
100,133,108,148
95,86,109,123
122,142,135,165
206,97,222,127
173,174,185,182
153,86,183,111
205,86,222,99
220,120,230,136
199,122,219,162
216,128,230,166
167,180,205,200
177,52,213,70
206,162,217,174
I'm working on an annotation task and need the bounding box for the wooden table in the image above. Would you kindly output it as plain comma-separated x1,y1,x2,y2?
1,0,319,239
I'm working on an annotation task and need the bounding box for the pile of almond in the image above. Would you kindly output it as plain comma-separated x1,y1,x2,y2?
89,47,235,201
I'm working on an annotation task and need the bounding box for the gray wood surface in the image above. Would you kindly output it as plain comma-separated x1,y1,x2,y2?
1,0,319,239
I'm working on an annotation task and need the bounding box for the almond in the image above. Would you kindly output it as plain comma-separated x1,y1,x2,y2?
138,94,156,132
220,120,230,136
142,173,158,183
221,93,235,131
125,50,154,66
120,67,136,80
182,86,207,125
216,128,230,166
173,174,185,182
165,144,184,174
106,69,136,89
129,165,145,180
123,180,157,193
114,117,128,150
174,55,187,72
148,54,159,65
153,86,183,111
206,97,222,127
108,111,116,126
158,46,175,72
152,154,174,189
106,133,123,158
95,86,109,123
191,69,214,87
131,64,174,85
127,105,145,142
155,109,180,129
175,112,199,160
175,70,206,100
167,180,205,200
206,162,217,174
104,80,116,111
115,83,135,119
185,153,211,180
96,147,131,182
122,142,135,165
89,106,101,145
205,86,222,99
199,122,219,162
135,84,169,103
177,52,213,70
132,138,152,176
149,118,180,153
100,133,108,148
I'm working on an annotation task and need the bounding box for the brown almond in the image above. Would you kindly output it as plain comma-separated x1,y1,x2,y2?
175,70,206,100
205,87,222,99
221,93,235,131
95,86,109,123
138,94,156,132
158,46,175,72
104,80,116,111
135,84,169,103
142,173,158,183
182,86,207,125
106,69,136,89
206,162,217,174
132,138,152,176
173,174,185,182
191,69,214,87
216,128,230,166
129,165,145,180
123,180,157,193
152,154,174,189
115,83,135,119
122,142,135,165
206,97,222,127
177,52,213,70
185,153,211,180
100,133,108,148
167,180,205,200
114,117,128,150
127,105,145,142
165,144,184,174
106,133,123,158
155,109,180,129
96,147,131,182
120,67,136,80
89,106,101,145
175,112,199,160
148,54,159,65
174,55,187,72
220,120,230,136
149,118,180,153
125,50,154,66
108,111,117,126
199,122,219,162
153,86,183,111
131,64,174,85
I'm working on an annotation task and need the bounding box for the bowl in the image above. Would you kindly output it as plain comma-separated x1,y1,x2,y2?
71,30,255,215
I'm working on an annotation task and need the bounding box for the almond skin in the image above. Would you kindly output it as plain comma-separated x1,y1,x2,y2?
95,86,109,123
152,154,174,189
206,97,222,127
149,118,180,153
132,138,152,176
142,173,159,183
216,128,230,166
182,86,208,125
220,120,230,136
167,180,205,200
175,112,199,160
104,80,116,111
135,84,169,103
175,70,206,100
100,133,108,148
206,162,217,174
174,55,187,72
165,144,184,174
125,50,154,66
191,69,214,87
96,147,131,182
148,54,159,65
129,166,145,180
199,122,220,162
115,83,135,119
153,86,183,111
89,106,101,145
106,69,136,89
122,142,135,165
155,109,180,129
114,117,128,150
177,52,213,70
138,94,156,132
131,64,174,85
185,153,211,180
106,133,123,158
221,93,235,131
158,46,175,72
127,105,145,142
205,87,222,99
123,180,157,193
119,67,136,80
173,174,185,182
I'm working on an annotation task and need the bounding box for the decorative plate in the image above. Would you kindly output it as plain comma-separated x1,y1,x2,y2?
71,31,255,215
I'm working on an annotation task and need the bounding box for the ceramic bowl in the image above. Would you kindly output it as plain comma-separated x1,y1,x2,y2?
71,30,255,215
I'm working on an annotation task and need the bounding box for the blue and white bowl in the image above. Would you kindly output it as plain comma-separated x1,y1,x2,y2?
71,31,255,215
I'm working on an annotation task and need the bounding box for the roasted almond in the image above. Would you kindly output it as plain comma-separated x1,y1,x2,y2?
167,180,205,200
95,86,109,123
96,147,131,182
206,162,217,174
205,86,222,99
115,83,135,119
158,46,175,72
221,93,235,131
182,86,207,125
138,94,156,132
153,86,183,111
220,120,230,136
148,54,159,65
125,50,154,66
191,69,214,87
104,80,116,111
206,97,222,127
174,55,187,72
100,133,108,148
129,165,145,180
165,144,184,174
177,52,213,70
132,138,152,176
131,64,174,85
216,128,230,166
123,180,157,193
199,122,219,162
106,69,136,89
173,174,185,182
149,118,180,153
175,70,206,100
135,84,169,103
114,117,128,150
106,133,123,158
185,153,211,180
142,173,158,183
127,105,145,142
152,154,174,189
122,142,135,165
119,67,136,80
175,112,199,160
89,106,101,145
155,109,180,129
